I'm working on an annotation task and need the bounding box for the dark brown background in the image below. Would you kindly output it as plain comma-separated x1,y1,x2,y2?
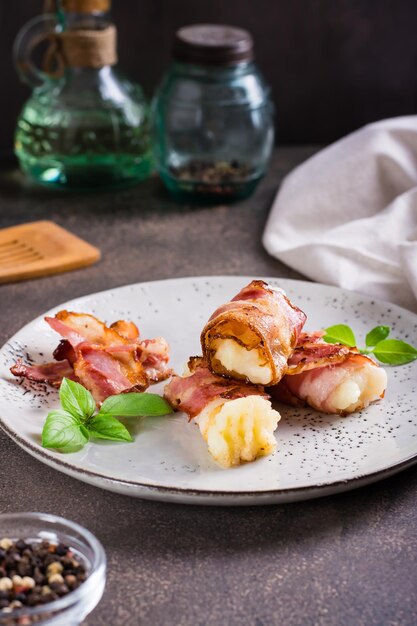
1,0,417,154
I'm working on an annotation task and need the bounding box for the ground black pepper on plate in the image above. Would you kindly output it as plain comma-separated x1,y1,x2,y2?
0,537,87,617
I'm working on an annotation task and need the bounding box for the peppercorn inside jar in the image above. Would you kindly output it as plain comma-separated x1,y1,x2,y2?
0,513,106,625
151,24,274,201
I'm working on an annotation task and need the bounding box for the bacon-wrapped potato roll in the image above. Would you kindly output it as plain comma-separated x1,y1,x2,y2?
269,332,387,415
201,280,306,386
164,357,281,467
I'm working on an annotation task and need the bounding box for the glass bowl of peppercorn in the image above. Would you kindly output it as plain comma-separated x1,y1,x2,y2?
0,512,106,625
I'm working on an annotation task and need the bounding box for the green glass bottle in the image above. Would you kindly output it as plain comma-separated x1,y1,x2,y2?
14,0,152,190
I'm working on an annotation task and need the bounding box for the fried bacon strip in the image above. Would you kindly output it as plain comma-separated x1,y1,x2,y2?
286,331,353,375
10,360,77,387
11,311,171,404
164,357,281,467
201,280,306,386
136,338,171,383
269,333,387,415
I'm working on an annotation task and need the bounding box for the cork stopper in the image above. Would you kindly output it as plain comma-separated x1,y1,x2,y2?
61,0,111,12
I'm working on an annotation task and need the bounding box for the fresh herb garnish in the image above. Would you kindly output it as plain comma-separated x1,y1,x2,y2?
42,378,173,453
99,392,172,417
322,324,417,366
365,325,390,348
42,409,89,452
322,324,356,348
372,339,417,365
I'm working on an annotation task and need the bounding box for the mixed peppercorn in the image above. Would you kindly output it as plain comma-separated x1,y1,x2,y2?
0,537,87,616
169,160,254,195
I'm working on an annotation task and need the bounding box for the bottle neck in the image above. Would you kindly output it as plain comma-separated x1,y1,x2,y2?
55,5,117,72
58,7,112,31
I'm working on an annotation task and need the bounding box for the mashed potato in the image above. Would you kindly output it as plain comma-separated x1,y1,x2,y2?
196,395,280,467
214,339,272,385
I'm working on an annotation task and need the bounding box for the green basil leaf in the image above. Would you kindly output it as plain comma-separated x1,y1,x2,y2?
88,414,133,442
365,325,390,347
99,393,173,417
59,378,96,420
372,339,417,365
322,324,357,347
42,410,89,452
80,424,90,440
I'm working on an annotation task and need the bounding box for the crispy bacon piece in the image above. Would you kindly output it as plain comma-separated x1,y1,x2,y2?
46,311,133,348
110,320,140,341
136,338,171,383
286,331,353,375
10,359,78,387
165,357,268,420
45,317,85,346
53,340,76,365
47,312,171,384
269,334,387,415
72,345,148,403
201,280,306,386
11,311,171,403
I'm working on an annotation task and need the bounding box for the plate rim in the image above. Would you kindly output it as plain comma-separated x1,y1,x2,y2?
1,274,417,505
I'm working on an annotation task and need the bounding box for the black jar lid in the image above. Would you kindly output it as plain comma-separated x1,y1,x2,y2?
173,24,254,66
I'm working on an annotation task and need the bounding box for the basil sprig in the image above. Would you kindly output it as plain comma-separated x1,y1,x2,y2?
322,324,417,366
42,378,173,453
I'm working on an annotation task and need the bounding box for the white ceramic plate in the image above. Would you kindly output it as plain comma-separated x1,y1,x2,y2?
1,276,416,506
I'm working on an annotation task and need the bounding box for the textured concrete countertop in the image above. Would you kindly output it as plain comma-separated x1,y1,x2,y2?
0,148,416,626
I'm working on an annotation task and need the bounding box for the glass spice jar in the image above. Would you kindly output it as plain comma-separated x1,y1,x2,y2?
0,512,106,626
151,24,274,202
14,0,152,190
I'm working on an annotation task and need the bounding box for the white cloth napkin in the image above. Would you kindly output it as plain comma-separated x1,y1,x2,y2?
263,116,417,312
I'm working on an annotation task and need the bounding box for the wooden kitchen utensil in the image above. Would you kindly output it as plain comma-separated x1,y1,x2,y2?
0,221,100,283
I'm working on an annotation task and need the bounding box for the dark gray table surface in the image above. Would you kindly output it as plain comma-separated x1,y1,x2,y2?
0,148,416,626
